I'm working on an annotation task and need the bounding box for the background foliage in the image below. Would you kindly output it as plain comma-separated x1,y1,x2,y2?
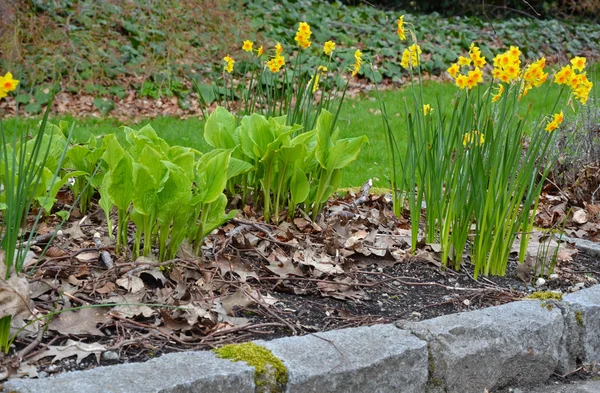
0,0,598,100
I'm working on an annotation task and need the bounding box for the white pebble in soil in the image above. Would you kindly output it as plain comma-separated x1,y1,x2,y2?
102,351,120,361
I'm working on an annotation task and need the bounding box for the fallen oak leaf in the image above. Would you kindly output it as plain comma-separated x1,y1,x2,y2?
28,339,106,364
216,255,258,282
48,307,111,336
116,276,145,293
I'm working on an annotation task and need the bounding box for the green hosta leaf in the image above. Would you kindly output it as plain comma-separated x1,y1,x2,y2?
107,154,134,210
138,124,170,153
239,114,294,162
315,109,335,169
102,133,125,168
35,196,56,213
204,106,239,149
132,163,158,216
326,136,369,170
156,163,192,224
239,113,272,160
65,145,92,172
49,171,87,200
139,144,167,185
202,194,236,237
227,157,253,179
275,144,307,166
290,168,309,205
195,149,231,204
318,169,342,203
171,151,195,180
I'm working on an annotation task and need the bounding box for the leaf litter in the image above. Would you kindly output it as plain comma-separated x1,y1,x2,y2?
1,183,600,381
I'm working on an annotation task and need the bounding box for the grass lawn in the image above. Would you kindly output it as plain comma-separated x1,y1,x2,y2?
3,63,598,189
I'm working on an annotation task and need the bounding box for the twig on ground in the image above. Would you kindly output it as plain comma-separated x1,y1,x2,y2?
17,325,45,360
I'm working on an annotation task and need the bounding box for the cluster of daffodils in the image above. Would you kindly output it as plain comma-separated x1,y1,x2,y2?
223,23,346,77
0,72,19,99
447,44,485,89
223,55,235,73
462,130,485,147
400,44,422,69
545,111,564,132
396,15,421,70
266,43,286,73
492,46,522,83
519,57,548,99
294,22,312,49
554,57,592,104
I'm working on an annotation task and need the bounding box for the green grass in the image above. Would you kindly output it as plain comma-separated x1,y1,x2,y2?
3,63,598,189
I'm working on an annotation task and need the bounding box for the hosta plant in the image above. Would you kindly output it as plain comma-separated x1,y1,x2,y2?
204,107,367,222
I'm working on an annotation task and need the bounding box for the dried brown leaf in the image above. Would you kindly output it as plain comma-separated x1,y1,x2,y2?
48,307,110,336
216,255,258,282
29,339,106,364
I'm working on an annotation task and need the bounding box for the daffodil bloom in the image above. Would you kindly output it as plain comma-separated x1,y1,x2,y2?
447,63,460,78
397,15,406,40
509,46,521,58
275,43,283,56
257,46,264,56
491,83,504,102
295,22,312,49
223,55,234,73
352,49,363,77
492,47,521,83
522,57,547,89
423,104,433,116
570,56,586,72
554,65,572,85
323,41,336,56
0,72,19,93
400,44,421,69
458,56,472,66
242,40,253,52
267,55,285,73
544,111,564,132
456,74,468,89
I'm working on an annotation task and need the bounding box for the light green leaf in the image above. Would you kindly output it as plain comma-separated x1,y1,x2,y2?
290,168,309,205
132,164,157,216
204,106,239,149
107,154,134,210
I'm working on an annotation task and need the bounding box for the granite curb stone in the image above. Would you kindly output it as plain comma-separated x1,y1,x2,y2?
256,323,428,393
4,287,600,393
561,285,600,368
401,300,566,393
2,351,255,393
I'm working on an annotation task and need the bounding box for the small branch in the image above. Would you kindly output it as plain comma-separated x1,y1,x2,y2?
17,325,45,360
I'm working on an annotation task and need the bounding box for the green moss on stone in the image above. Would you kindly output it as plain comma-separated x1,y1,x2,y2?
576,311,584,326
526,291,563,301
213,342,288,393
